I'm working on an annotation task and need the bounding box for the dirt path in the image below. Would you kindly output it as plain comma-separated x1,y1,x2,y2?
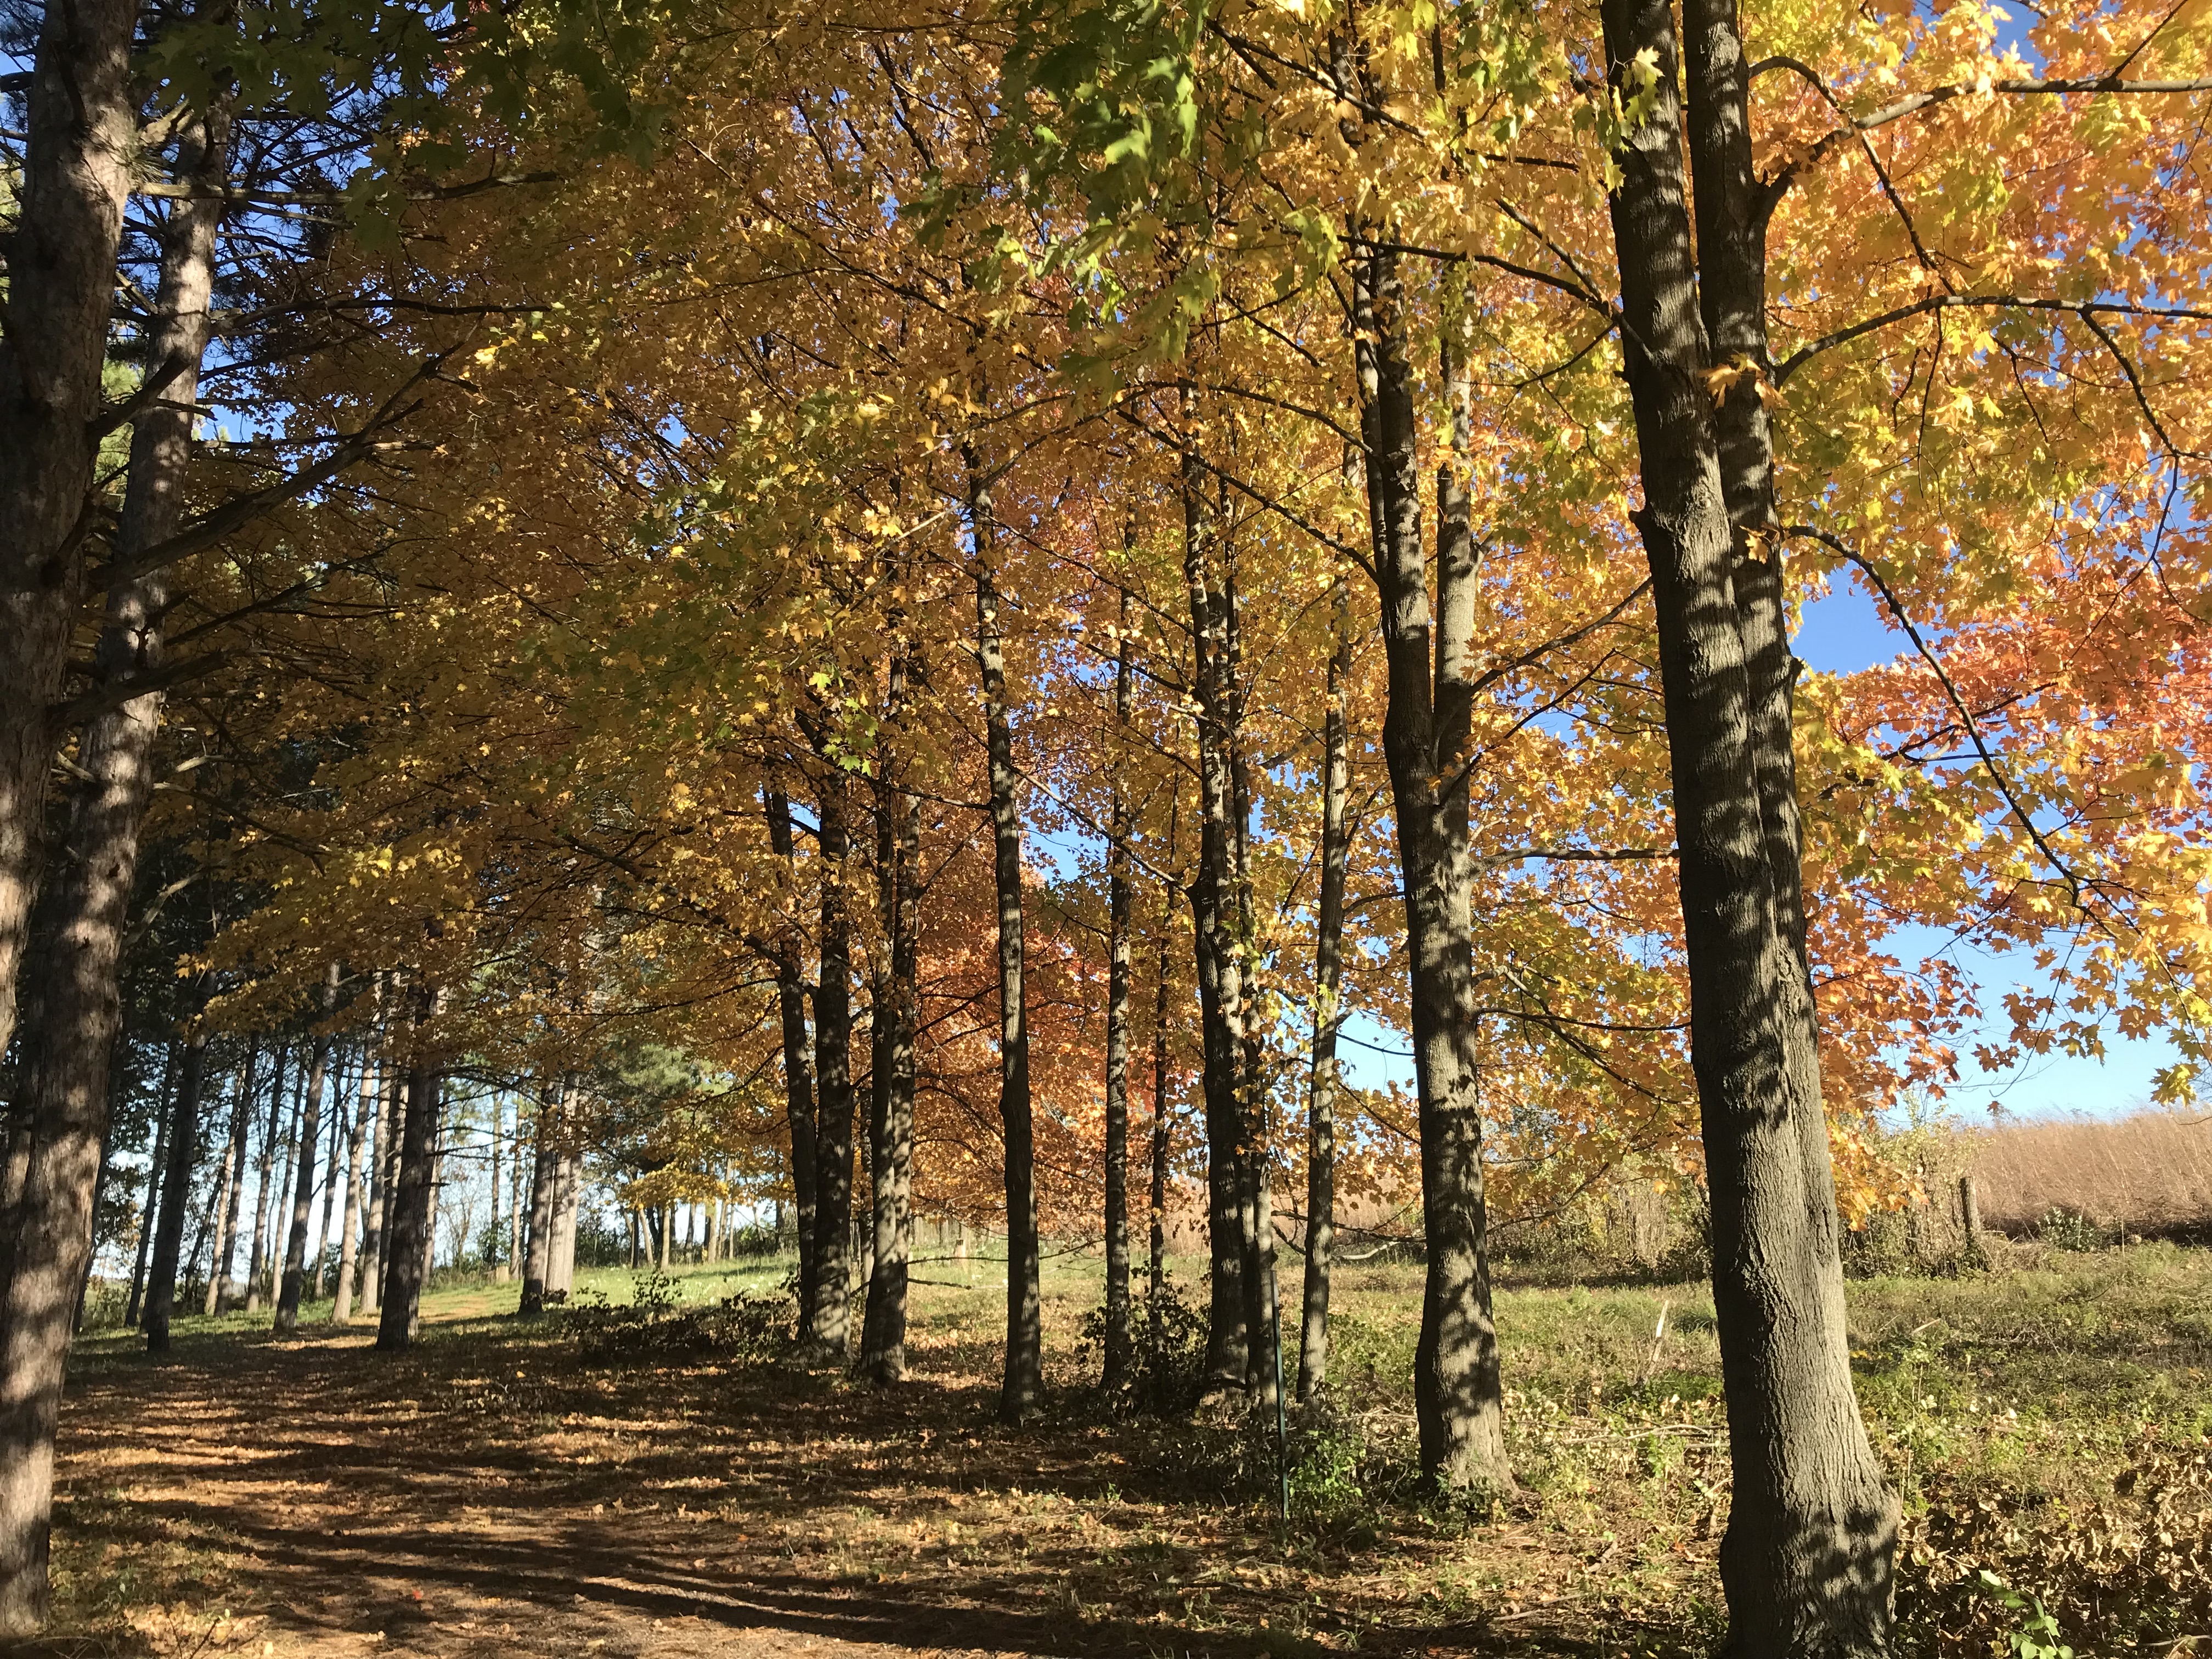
47,1317,1608,1659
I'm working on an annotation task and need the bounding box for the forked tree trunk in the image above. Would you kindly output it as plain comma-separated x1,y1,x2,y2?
275,966,338,1331
862,668,918,1385
1599,0,1899,1643
765,788,820,1331
1299,572,1354,1402
331,1046,375,1324
801,770,856,1362
1354,240,1510,1491
0,0,142,1128
1101,603,1135,1395
143,1033,209,1355
1181,441,1250,1395
970,460,1041,1422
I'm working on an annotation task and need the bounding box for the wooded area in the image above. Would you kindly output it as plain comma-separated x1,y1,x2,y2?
2,0,2210,1653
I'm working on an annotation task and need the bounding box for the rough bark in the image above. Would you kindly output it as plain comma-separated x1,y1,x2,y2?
143,1031,209,1354
1356,240,1510,1491
765,788,820,1332
0,0,143,1117
1101,600,1135,1395
331,1046,374,1324
1181,440,1250,1393
862,669,918,1385
275,965,338,1331
970,461,1042,1421
1299,572,1354,1403
376,1037,441,1351
545,1144,580,1297
1598,0,1899,1643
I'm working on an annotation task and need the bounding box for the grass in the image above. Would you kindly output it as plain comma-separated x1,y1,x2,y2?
47,1243,2212,1657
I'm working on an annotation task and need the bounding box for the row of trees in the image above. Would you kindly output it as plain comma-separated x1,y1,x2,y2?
0,0,2207,1653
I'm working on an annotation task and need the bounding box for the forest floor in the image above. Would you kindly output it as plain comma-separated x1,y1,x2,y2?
30,1243,2212,1658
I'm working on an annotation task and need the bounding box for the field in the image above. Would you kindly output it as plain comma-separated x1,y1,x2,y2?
43,1245,2212,1658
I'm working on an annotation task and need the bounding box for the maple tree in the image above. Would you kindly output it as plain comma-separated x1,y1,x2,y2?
0,0,2209,1651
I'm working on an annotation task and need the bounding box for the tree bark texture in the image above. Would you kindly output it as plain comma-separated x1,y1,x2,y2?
1181,440,1251,1395
519,1079,560,1316
1355,241,1510,1491
1299,571,1354,1403
1149,921,1173,1351
1598,0,1899,1644
143,1034,208,1355
276,965,339,1331
377,1045,440,1351
204,1057,256,1316
971,462,1042,1422
0,0,142,1140
360,1056,397,1317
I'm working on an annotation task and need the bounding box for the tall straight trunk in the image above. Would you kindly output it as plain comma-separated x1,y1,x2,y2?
377,1031,441,1350
970,458,1041,1421
507,1121,524,1279
489,1094,507,1283
1353,238,1509,1491
419,1121,443,1288
1300,572,1354,1402
331,1046,374,1324
143,1034,209,1355
361,1053,399,1315
1600,0,1898,1641
862,679,918,1385
1224,527,1275,1413
1181,440,1250,1393
802,770,856,1361
244,1045,286,1314
1149,921,1173,1340
275,966,338,1331
204,1060,255,1316
518,1079,560,1316
126,1046,180,1328
315,1057,347,1297
0,0,142,1134
765,788,820,1331
1101,599,1135,1394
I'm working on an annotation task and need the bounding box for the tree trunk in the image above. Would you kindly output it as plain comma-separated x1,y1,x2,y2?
359,1053,397,1317
1598,0,1899,1641
798,768,856,1362
1101,597,1135,1395
244,1045,285,1314
143,1034,209,1355
1149,918,1173,1353
0,0,142,1145
862,679,918,1385
765,788,821,1333
1300,571,1354,1403
545,1147,579,1297
125,1045,179,1328
331,1046,374,1324
315,1055,348,1298
419,1123,443,1290
1355,240,1510,1491
204,1059,256,1317
275,965,338,1331
970,460,1041,1422
376,1044,440,1351
1181,441,1250,1395
489,1093,508,1283
519,1079,560,1316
